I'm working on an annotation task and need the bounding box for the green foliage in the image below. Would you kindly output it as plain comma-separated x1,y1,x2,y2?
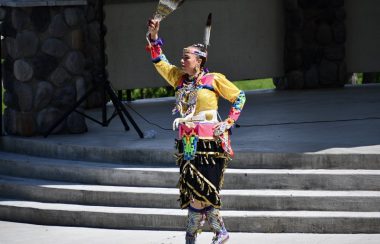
128,86,175,100
2,78,274,113
349,73,380,84
233,78,275,90
126,78,275,101
355,73,363,84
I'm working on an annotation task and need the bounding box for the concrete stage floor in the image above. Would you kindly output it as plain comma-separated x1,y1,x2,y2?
5,84,379,156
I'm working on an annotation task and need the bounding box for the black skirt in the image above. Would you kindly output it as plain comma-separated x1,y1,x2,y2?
175,139,230,209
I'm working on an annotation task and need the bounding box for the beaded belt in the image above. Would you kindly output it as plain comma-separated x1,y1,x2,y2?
179,122,216,139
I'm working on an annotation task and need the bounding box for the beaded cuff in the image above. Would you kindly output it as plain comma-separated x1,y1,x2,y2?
146,37,164,60
149,37,164,46
228,91,246,122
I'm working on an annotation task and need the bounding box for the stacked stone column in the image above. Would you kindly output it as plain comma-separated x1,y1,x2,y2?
1,0,104,136
275,0,347,89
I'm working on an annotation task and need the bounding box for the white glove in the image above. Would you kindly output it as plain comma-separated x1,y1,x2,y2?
173,117,188,130
213,119,234,136
213,121,227,136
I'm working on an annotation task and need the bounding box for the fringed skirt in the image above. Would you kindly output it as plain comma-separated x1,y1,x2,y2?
175,139,230,209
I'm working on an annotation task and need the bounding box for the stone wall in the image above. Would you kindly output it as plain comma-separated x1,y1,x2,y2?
1,0,104,136
275,0,347,89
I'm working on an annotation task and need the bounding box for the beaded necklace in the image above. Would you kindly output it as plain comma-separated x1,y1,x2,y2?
173,71,204,117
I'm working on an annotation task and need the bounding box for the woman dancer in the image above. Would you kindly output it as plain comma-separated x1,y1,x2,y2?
147,18,246,244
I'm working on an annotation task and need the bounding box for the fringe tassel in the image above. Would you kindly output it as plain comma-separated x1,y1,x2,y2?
204,156,209,165
210,157,216,165
219,176,225,189
174,153,183,165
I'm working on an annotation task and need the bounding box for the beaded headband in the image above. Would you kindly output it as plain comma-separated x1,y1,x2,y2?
183,48,207,58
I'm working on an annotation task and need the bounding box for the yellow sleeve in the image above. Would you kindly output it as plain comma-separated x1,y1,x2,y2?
212,73,241,103
154,60,185,88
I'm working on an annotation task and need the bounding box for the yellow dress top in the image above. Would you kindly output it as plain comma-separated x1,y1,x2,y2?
154,60,241,115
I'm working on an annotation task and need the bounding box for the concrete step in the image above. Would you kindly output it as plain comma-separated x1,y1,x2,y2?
2,137,380,169
1,175,380,212
1,221,380,244
1,152,380,191
0,198,379,233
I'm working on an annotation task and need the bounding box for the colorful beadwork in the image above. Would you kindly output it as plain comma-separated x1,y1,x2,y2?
173,82,198,117
183,133,199,160
228,90,246,122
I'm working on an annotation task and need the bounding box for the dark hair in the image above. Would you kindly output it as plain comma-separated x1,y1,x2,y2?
191,43,207,67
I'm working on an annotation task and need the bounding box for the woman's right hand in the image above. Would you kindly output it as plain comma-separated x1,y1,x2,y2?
147,19,160,41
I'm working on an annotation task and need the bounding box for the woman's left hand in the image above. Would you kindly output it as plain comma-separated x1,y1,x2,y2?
147,19,160,41
213,120,232,136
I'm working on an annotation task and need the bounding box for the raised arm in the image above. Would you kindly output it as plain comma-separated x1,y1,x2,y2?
146,19,184,87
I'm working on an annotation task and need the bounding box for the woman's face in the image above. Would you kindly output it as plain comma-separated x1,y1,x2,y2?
181,47,202,76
